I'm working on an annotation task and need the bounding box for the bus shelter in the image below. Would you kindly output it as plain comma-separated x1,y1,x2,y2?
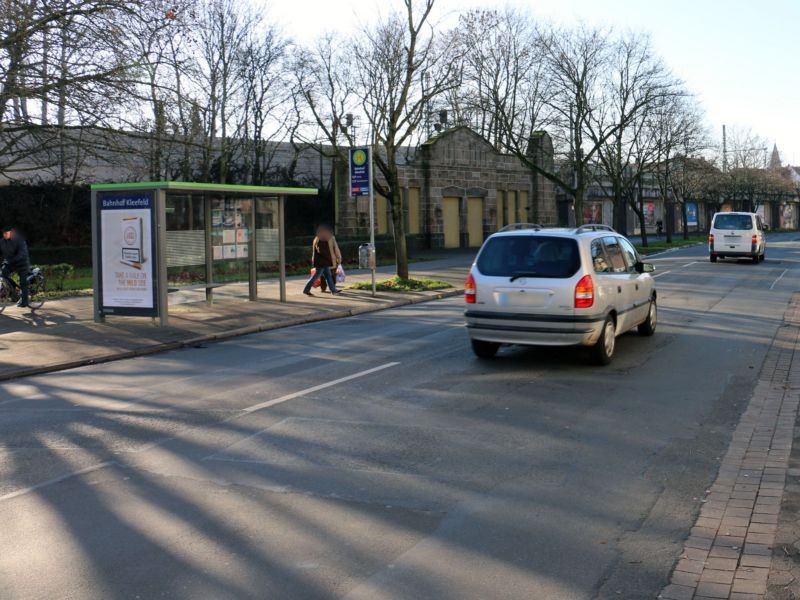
90,182,317,326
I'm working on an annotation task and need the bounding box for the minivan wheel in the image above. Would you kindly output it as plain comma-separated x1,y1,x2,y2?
752,254,759,264
638,299,657,336
710,254,717,263
591,317,616,366
471,339,500,359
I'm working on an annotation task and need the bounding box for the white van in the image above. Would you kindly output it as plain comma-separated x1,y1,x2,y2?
709,212,766,263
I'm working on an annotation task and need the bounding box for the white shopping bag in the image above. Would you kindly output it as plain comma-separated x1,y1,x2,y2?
336,265,346,284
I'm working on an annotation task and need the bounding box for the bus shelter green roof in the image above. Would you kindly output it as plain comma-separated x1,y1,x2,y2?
90,181,318,195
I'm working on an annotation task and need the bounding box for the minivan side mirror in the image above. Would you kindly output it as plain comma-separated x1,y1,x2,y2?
636,262,655,273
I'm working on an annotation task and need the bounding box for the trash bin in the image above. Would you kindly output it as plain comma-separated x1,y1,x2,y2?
358,243,376,269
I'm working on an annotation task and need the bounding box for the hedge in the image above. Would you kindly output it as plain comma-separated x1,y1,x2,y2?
30,246,93,268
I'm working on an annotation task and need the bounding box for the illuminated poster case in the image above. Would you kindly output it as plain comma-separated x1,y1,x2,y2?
96,190,159,317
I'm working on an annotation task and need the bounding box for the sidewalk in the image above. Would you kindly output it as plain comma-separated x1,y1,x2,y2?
660,293,800,600
0,255,472,381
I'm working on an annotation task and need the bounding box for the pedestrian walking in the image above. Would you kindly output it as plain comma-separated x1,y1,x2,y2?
656,219,663,238
318,225,343,294
303,225,342,297
0,226,32,307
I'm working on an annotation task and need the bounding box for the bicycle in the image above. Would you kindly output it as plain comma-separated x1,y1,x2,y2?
0,264,46,312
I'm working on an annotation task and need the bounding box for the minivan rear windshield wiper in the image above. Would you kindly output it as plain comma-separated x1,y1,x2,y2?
509,271,540,282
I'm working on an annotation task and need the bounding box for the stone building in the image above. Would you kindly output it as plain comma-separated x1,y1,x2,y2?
336,126,557,249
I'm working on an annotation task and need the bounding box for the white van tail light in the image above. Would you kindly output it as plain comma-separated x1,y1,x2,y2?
465,273,477,304
574,275,594,309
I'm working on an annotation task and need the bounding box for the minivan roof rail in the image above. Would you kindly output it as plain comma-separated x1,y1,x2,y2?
499,223,543,232
575,224,616,234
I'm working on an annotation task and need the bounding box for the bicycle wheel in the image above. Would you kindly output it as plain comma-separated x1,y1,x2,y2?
27,273,46,310
0,279,14,313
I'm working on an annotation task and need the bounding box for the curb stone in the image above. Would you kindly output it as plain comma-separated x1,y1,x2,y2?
0,288,464,383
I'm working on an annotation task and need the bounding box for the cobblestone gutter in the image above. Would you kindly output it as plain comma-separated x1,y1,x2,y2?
661,292,800,600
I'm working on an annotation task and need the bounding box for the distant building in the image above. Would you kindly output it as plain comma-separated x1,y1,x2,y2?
336,126,556,249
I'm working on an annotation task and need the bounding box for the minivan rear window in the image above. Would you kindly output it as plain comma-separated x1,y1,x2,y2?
713,214,753,230
476,235,580,278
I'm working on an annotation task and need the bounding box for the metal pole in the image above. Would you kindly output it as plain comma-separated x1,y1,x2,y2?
249,198,257,301
368,147,376,297
156,189,169,327
279,195,286,302
91,189,103,323
204,193,213,304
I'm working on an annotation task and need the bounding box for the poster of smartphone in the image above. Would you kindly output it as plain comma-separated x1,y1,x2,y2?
99,192,155,312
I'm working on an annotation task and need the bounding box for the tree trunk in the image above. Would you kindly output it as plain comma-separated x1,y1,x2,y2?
387,174,409,279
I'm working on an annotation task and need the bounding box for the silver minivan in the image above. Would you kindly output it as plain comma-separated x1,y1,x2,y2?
464,225,657,365
709,212,766,263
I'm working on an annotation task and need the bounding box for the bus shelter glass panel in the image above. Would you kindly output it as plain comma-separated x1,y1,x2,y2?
210,195,253,285
256,197,280,279
165,193,206,286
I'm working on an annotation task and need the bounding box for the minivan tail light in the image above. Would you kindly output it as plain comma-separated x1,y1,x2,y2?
751,234,758,245
465,273,476,304
708,233,714,244
574,275,594,309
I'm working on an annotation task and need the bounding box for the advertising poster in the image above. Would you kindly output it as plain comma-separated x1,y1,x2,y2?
582,202,603,224
686,202,698,227
98,192,156,314
644,202,656,227
781,204,794,229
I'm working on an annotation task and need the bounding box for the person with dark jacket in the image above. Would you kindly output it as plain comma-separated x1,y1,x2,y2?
302,225,341,296
0,226,31,307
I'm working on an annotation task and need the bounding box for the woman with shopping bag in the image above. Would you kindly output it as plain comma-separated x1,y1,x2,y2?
303,225,342,296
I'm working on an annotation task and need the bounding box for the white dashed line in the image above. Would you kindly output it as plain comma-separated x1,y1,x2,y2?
241,362,400,414
770,269,788,290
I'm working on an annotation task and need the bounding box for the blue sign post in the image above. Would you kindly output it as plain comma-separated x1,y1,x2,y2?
349,147,370,196
349,147,376,295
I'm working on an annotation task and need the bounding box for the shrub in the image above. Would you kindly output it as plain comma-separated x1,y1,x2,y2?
42,263,75,291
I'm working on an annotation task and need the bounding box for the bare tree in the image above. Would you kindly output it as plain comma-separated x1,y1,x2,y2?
0,0,142,180
591,33,680,235
238,25,290,185
356,0,461,278
294,1,460,278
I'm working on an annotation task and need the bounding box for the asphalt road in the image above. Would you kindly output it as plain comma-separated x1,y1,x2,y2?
1,233,799,600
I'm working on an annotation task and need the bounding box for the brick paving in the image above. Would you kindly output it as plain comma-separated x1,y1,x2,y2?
661,293,800,600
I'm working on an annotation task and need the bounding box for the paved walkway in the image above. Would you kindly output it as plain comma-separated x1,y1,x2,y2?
661,293,800,600
0,255,472,381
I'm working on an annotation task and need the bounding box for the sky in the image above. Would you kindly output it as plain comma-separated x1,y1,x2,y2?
268,0,800,165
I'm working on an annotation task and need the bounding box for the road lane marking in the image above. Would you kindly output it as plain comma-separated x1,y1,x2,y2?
241,362,400,415
121,362,403,455
682,261,698,267
652,270,672,278
0,460,115,503
770,269,789,290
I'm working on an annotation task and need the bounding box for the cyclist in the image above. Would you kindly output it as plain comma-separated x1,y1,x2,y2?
0,226,31,308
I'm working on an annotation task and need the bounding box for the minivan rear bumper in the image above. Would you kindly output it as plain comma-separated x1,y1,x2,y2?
710,249,757,258
464,310,605,347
